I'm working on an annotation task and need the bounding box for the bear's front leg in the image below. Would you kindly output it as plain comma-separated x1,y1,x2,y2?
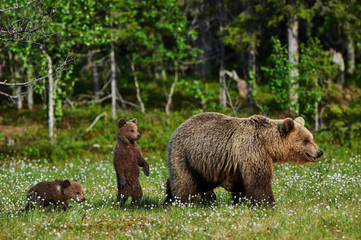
57,201,70,210
244,182,275,206
138,157,150,176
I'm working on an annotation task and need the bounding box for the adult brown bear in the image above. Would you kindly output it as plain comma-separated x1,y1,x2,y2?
164,112,323,205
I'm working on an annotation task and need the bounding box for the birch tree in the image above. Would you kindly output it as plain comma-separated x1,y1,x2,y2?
287,17,299,113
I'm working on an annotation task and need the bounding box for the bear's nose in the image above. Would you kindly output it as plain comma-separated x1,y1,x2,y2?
317,150,323,158
138,134,141,138
81,197,85,202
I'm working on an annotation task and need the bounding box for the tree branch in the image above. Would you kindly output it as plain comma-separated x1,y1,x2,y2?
0,0,36,12
0,0,55,43
0,54,73,87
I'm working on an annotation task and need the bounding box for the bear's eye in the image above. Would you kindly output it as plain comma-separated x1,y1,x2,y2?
304,139,310,144
76,192,80,195
130,130,134,133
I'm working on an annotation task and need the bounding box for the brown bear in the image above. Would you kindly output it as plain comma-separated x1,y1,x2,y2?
26,179,85,210
164,112,323,205
113,118,149,203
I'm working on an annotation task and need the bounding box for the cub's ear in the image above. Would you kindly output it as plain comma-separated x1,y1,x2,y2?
280,118,295,138
63,180,71,189
130,118,138,125
118,118,127,129
72,179,78,182
294,117,305,126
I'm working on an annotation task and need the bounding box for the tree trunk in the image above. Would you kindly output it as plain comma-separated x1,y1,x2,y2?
196,0,212,78
218,0,227,107
9,51,23,110
165,63,178,115
314,101,319,131
110,35,117,120
91,52,100,101
15,86,23,110
44,52,55,140
219,55,227,107
27,88,33,110
130,55,145,114
27,65,34,110
346,23,355,75
287,18,299,114
247,42,256,110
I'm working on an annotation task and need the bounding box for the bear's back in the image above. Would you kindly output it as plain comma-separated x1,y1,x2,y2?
170,112,267,145
28,180,66,205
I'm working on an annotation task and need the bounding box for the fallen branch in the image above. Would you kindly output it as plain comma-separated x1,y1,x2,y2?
86,112,108,132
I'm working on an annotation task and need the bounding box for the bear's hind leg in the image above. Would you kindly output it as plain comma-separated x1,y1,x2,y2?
117,193,128,205
173,175,200,204
168,155,200,204
163,178,174,205
130,181,143,203
117,185,129,204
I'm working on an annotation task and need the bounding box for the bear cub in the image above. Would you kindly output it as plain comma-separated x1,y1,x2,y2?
113,118,149,203
26,179,85,210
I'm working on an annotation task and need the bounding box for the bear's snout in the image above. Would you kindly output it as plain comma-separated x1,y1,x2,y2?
317,150,323,158
137,134,141,138
76,197,85,202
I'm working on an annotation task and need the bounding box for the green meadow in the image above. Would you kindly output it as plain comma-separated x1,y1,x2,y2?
0,108,360,239
1,155,361,239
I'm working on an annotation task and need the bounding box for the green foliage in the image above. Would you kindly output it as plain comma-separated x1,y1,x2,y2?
262,38,292,110
267,0,316,27
297,39,337,123
0,106,193,160
178,79,218,110
322,95,361,149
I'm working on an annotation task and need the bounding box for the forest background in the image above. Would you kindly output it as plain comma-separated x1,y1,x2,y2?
0,0,360,160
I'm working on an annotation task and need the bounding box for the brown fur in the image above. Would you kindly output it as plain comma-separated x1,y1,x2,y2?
113,118,149,203
26,179,85,210
164,112,323,205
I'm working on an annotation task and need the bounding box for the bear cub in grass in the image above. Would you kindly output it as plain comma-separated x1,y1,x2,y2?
26,179,85,210
165,112,323,205
113,118,149,203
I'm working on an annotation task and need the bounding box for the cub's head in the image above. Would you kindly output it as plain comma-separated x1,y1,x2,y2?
62,180,86,203
280,117,323,164
117,118,141,144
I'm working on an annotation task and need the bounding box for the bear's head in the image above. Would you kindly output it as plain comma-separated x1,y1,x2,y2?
280,117,323,164
116,118,141,144
62,180,85,203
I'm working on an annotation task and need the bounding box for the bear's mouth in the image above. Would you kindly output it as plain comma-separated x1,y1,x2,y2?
306,153,316,162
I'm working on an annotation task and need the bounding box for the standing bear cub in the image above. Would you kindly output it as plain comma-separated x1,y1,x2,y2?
113,118,149,203
165,112,323,205
26,179,85,210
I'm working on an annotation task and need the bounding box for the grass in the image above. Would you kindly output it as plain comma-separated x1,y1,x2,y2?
0,154,361,239
1,107,361,239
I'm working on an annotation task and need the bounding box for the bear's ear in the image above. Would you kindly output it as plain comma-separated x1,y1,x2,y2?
73,179,78,182
294,117,305,126
280,118,295,138
118,118,127,129
130,118,138,125
63,180,71,189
